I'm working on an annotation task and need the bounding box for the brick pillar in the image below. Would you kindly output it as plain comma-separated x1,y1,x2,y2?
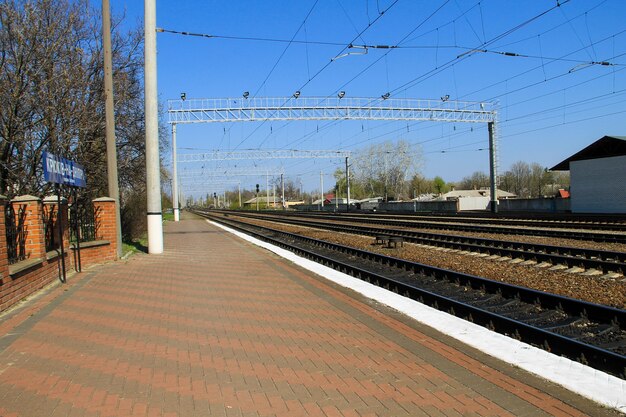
0,195,9,281
93,197,118,260
11,195,45,261
43,195,70,253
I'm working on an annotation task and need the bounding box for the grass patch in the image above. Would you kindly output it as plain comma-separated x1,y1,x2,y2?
122,235,148,256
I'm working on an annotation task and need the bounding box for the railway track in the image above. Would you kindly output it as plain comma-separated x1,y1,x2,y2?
265,210,626,244
194,209,626,379
216,210,626,276
294,211,626,232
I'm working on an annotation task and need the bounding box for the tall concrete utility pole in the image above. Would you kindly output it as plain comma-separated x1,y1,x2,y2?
144,0,163,253
266,172,270,210
320,171,324,209
102,0,122,258
345,156,350,213
488,121,498,214
171,124,179,221
281,173,285,210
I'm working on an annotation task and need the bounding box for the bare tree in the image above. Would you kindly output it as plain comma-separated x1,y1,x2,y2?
1,0,157,239
354,140,422,200
507,161,532,198
458,171,490,190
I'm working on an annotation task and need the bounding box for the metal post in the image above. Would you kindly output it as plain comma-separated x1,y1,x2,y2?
172,124,179,221
238,183,241,208
320,171,324,209
73,188,81,272
102,0,123,258
345,156,350,213
488,121,498,214
56,185,66,283
281,173,285,209
144,0,163,253
266,172,269,210
384,152,388,202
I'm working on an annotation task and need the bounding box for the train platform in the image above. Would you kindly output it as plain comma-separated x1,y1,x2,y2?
0,212,621,417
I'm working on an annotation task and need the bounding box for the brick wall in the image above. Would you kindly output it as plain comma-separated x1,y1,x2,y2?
0,195,119,313
0,196,9,286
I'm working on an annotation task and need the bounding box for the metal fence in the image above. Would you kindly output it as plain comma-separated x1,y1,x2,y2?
71,201,96,243
42,204,59,252
5,204,27,264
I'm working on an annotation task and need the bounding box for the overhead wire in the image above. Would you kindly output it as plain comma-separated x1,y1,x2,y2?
233,0,402,151
314,0,622,157
328,22,626,155
388,0,572,97
283,0,576,154
253,0,320,98
278,0,453,150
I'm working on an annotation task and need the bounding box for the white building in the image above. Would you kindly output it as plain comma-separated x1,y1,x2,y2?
551,135,626,214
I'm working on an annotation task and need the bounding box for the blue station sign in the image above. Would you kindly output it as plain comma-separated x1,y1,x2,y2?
43,152,86,188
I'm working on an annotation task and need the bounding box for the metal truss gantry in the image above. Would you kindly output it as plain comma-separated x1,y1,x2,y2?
179,168,283,180
175,153,337,208
168,97,495,124
169,97,499,218
177,149,351,163
180,180,242,208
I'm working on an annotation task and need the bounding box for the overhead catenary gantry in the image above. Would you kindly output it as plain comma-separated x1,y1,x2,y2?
175,150,349,213
177,149,351,163
178,167,284,178
179,179,243,208
168,96,499,220
168,97,495,124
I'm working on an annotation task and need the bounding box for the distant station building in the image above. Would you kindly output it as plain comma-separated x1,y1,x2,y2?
551,135,626,213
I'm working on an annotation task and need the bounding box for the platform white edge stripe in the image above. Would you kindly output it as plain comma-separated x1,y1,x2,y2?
208,220,626,412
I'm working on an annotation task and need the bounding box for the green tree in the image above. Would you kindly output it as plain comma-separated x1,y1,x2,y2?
407,174,432,198
433,176,449,194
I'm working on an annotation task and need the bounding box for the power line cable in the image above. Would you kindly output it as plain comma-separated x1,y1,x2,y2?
502,109,626,139
277,0,453,150
389,0,572,96
253,0,320,98
234,0,401,150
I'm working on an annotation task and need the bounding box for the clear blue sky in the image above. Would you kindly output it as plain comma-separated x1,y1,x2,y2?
106,0,626,197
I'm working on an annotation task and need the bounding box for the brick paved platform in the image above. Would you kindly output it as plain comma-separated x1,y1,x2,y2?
0,213,619,416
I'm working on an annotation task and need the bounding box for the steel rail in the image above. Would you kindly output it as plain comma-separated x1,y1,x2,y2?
274,211,626,244
319,211,626,232
196,210,626,379
217,211,626,275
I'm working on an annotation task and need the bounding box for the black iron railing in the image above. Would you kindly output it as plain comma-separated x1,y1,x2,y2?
42,204,59,252
71,202,96,243
6,204,27,264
